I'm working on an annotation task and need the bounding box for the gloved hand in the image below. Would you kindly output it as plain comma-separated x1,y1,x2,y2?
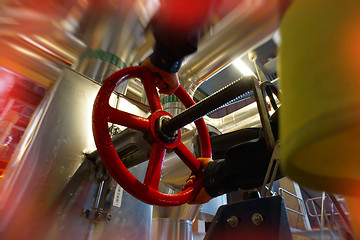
182,157,213,204
140,57,180,95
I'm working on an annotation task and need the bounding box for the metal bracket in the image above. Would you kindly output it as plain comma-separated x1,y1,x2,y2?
81,208,112,223
251,77,275,151
81,179,112,223
260,141,280,198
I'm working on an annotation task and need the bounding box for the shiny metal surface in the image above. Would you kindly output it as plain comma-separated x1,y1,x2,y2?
0,0,155,91
155,125,226,240
204,78,279,134
0,36,65,87
152,128,200,240
0,0,90,87
75,0,150,83
88,128,153,170
0,1,289,239
160,0,287,135
153,204,200,222
20,33,86,66
151,219,193,240
205,101,262,133
0,68,152,240
179,0,289,97
161,98,186,119
161,128,198,190
200,195,227,217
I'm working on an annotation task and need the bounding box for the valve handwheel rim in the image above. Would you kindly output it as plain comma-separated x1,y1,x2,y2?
92,66,211,206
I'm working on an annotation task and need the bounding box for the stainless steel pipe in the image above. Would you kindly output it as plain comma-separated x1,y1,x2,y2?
179,0,290,97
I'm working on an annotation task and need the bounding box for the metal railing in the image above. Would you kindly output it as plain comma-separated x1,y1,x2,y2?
305,193,354,240
279,187,310,231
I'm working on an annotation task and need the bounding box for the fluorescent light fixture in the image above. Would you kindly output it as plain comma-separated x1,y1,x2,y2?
232,57,255,76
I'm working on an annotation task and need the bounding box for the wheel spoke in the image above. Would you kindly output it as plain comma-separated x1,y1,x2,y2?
141,77,162,113
194,118,212,158
107,106,150,132
174,143,202,175
144,142,166,190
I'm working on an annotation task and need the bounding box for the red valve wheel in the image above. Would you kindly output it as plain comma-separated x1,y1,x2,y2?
92,66,211,206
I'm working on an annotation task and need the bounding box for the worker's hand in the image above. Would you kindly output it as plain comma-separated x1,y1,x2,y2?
182,157,213,204
140,57,180,95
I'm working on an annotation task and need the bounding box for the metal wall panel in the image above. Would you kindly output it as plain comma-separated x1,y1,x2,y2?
0,68,152,240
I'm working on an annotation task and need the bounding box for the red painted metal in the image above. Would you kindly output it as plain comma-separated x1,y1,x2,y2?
148,110,181,149
93,66,211,206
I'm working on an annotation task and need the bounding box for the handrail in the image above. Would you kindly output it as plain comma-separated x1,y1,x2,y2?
278,188,309,227
305,194,354,239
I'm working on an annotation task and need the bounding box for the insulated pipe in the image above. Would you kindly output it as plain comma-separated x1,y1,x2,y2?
0,0,89,87
0,37,64,87
74,1,150,84
179,0,291,97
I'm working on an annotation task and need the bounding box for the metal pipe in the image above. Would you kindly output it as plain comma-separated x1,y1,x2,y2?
178,0,291,97
172,0,289,136
0,0,89,87
151,219,193,240
74,1,149,84
0,37,64,87
201,78,278,134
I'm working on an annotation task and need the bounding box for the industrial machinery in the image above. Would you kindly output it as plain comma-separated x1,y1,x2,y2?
0,0,355,239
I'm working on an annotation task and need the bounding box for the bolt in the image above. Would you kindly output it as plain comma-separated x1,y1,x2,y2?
252,213,264,226
226,216,239,228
